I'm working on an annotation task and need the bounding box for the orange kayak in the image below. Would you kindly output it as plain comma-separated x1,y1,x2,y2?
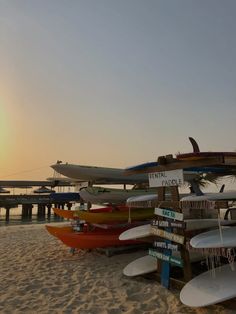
45,224,73,237
53,225,143,249
53,208,75,219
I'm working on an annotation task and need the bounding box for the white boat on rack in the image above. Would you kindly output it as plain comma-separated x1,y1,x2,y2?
51,162,149,185
79,186,156,205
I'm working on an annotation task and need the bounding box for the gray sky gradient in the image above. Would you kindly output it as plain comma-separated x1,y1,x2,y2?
1,0,236,187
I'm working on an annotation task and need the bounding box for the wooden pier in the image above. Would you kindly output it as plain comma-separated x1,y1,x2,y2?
0,193,79,222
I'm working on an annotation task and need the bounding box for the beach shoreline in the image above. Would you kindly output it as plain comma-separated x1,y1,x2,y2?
0,223,235,313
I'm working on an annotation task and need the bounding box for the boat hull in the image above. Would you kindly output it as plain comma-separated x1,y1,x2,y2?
45,225,73,237
74,208,155,224
79,186,156,205
53,206,127,220
55,228,143,249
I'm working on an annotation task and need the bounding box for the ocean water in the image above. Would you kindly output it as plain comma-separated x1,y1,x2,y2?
0,202,101,226
0,204,78,227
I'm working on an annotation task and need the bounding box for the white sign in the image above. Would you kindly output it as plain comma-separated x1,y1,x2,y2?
154,207,184,221
153,241,179,251
148,169,184,187
150,226,185,244
149,248,183,267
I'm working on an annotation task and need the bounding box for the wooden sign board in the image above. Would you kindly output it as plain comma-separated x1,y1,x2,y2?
153,241,179,251
150,226,185,244
149,248,183,268
152,219,186,229
154,207,184,221
148,169,184,187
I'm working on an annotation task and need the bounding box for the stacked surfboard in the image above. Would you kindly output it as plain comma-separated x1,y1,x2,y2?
50,139,236,308
179,225,236,307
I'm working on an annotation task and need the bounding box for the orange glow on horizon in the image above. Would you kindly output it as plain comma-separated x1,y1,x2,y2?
0,102,8,163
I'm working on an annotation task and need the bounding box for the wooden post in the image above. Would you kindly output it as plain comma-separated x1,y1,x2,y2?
42,205,46,217
170,186,192,282
5,206,10,222
22,205,28,219
67,203,72,210
47,204,52,218
53,204,60,219
150,155,192,287
156,186,165,281
37,204,45,218
28,204,33,219
160,189,171,288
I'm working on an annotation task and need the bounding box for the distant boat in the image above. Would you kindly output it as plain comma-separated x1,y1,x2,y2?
33,186,55,193
0,187,10,194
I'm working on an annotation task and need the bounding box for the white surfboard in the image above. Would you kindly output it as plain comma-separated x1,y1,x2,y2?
126,194,158,208
190,226,236,248
123,255,157,277
79,186,155,205
119,224,152,240
126,191,236,208
187,219,236,231
123,251,203,277
180,190,236,202
126,193,188,208
119,220,236,241
180,262,236,307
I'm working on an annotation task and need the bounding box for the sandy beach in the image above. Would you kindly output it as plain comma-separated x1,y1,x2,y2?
0,224,235,314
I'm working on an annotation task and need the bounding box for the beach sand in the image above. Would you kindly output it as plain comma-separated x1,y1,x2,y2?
0,224,235,314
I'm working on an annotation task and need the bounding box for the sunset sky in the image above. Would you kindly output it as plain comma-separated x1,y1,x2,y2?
1,0,236,188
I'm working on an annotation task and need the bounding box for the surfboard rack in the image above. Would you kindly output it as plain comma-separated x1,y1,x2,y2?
97,244,150,257
146,154,192,289
126,155,233,174
124,138,236,307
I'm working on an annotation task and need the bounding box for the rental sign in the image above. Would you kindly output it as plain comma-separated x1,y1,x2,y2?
148,169,184,187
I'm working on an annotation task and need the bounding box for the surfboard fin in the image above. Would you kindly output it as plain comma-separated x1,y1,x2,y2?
219,184,225,193
189,137,200,153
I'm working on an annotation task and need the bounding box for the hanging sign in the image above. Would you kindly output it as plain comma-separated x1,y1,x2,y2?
150,226,185,244
153,241,179,251
152,219,185,229
148,169,184,188
154,207,184,221
149,248,183,267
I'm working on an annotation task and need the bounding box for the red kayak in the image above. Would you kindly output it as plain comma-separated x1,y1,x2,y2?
46,224,73,237
51,224,144,249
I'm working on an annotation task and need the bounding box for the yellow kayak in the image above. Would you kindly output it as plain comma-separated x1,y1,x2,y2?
73,208,155,224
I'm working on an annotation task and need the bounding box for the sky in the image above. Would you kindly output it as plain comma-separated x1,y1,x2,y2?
1,0,236,188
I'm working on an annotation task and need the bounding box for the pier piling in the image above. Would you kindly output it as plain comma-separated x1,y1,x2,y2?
5,206,10,222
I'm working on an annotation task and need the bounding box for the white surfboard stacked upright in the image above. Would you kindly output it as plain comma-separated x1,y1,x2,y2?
179,193,236,308
120,191,236,307
180,226,236,307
